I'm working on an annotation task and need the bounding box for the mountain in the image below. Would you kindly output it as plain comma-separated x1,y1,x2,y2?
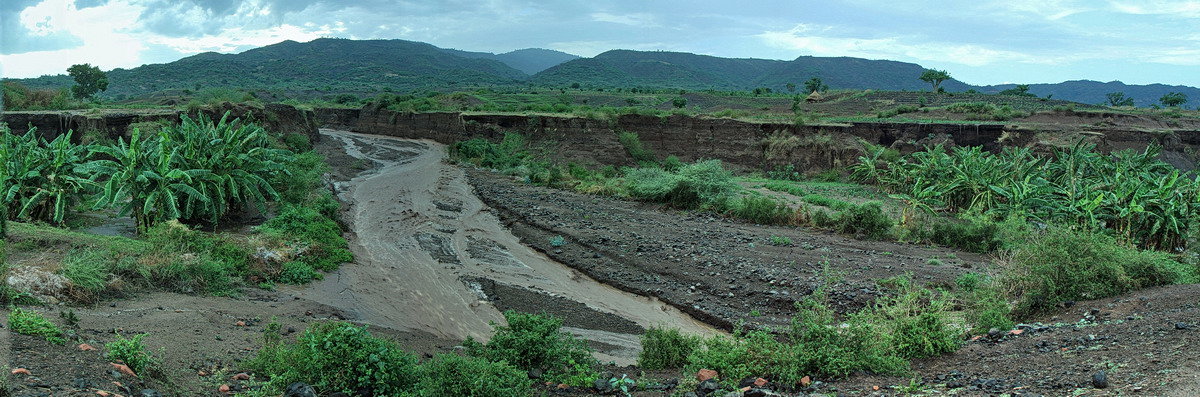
977,80,1200,107
531,50,973,92
16,38,530,98
441,48,579,75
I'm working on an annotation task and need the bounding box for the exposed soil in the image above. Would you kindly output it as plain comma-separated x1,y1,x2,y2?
465,168,985,331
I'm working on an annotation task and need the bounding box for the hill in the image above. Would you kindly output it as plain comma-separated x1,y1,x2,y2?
978,80,1200,107
15,38,530,99
531,50,973,92
442,47,579,75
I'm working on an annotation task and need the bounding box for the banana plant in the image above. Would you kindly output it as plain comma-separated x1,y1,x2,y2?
91,128,210,234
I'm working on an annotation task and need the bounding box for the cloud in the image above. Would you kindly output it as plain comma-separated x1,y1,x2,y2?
590,12,660,28
544,40,670,58
757,25,1046,67
1110,0,1200,17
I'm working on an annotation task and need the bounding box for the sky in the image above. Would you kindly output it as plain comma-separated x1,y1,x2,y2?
2,0,1199,87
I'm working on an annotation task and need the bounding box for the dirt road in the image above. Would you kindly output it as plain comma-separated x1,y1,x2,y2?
297,129,719,363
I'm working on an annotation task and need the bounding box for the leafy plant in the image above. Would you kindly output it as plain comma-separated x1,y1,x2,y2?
244,321,420,396
464,311,598,386
106,333,156,376
609,374,636,397
8,308,66,344
637,327,700,370
417,354,529,397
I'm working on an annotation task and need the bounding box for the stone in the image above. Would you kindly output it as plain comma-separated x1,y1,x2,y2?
1092,371,1108,389
218,384,231,393
744,389,768,397
754,378,768,387
232,373,250,380
79,343,97,351
1175,322,1190,330
594,376,614,393
284,383,317,397
696,379,720,396
696,368,719,382
139,390,162,397
11,368,31,376
110,363,137,378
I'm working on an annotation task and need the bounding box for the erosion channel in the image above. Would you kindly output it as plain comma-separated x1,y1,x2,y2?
297,129,720,364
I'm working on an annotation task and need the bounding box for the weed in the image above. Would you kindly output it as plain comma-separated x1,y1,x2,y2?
926,258,944,266
243,321,420,395
106,334,156,376
550,235,567,247
609,374,636,397
618,131,656,163
637,327,700,370
725,195,791,224
464,311,598,386
768,236,793,246
416,354,529,397
8,308,66,344
833,202,894,239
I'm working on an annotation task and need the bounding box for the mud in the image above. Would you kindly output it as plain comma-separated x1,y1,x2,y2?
294,129,719,364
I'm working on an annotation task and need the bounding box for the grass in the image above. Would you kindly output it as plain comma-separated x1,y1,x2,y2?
106,334,156,376
8,308,66,344
638,327,700,370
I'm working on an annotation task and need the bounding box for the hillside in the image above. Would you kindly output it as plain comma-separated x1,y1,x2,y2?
442,47,580,74
531,50,973,92
979,80,1200,107
15,38,530,99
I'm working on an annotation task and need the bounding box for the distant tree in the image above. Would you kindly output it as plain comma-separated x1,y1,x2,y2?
672,97,687,108
67,63,108,99
752,87,772,96
791,95,802,113
919,69,951,93
786,82,797,92
1105,92,1135,107
804,77,828,93
570,82,581,89
998,84,1036,97
1160,92,1188,107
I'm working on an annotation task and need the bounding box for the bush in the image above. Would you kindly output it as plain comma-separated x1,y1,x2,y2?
106,334,156,376
625,160,737,209
450,133,529,170
464,311,598,386
833,202,893,239
871,276,961,359
944,102,995,113
61,250,111,295
259,206,353,275
245,321,420,396
8,308,65,344
726,195,791,224
925,218,1002,253
1007,228,1196,315
618,131,655,164
417,354,529,397
638,327,700,370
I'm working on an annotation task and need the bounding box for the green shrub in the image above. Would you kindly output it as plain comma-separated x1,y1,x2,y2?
245,321,420,396
450,133,529,170
685,330,774,385
625,160,736,209
637,327,700,370
871,276,961,359
925,218,1002,253
781,296,907,380
8,308,65,344
282,133,313,152
801,194,851,210
834,202,893,239
61,250,111,294
945,102,996,113
417,354,529,397
769,235,794,246
726,195,791,224
618,131,655,163
1007,228,1196,314
106,334,156,376
259,206,352,277
965,286,1014,332
464,311,598,386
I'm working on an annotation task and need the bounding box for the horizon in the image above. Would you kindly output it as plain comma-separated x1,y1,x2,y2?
2,0,1200,88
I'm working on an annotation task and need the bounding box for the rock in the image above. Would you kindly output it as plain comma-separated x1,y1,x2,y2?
235,321,246,327
232,372,250,380
744,389,768,397
800,375,811,387
10,368,31,376
722,392,742,397
218,384,231,393
696,368,719,382
79,343,98,351
987,328,1002,338
527,367,544,379
1093,371,1108,389
696,379,720,396
754,378,768,387
284,383,317,397
1175,322,1190,330
140,390,162,397
594,376,614,393
683,393,699,397
110,363,137,378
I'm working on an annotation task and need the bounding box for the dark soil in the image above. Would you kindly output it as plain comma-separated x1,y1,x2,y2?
464,168,986,331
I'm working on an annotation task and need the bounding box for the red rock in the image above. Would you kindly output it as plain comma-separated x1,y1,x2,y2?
800,375,812,387
218,384,231,393
235,321,246,327
740,386,751,392
96,392,111,397
754,377,768,387
1010,329,1025,335
112,382,123,388
11,368,30,376
110,362,137,377
696,368,719,381
198,370,209,376
79,343,97,351
556,383,569,390
232,372,250,380
873,385,881,391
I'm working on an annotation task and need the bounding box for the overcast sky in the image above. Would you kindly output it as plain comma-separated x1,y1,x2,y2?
2,0,1199,87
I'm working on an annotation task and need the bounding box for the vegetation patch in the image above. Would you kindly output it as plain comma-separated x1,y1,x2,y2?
8,308,66,345
464,311,599,386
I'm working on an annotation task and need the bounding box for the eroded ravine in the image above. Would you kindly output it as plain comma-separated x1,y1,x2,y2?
296,129,719,364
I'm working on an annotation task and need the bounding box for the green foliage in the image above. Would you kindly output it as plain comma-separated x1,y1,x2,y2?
61,250,111,294
724,195,792,224
464,311,598,386
871,276,961,359
1,81,82,111
832,201,893,239
1106,92,1135,107
671,97,688,108
259,205,353,279
245,321,420,396
0,128,96,225
859,143,1200,251
67,63,109,99
998,84,1036,97
804,77,829,93
625,160,737,209
416,354,529,397
911,217,1003,253
106,334,156,376
769,235,793,246
944,102,995,113
919,69,951,92
637,327,700,370
1007,228,1197,315
8,308,66,344
1160,92,1188,107
877,105,919,118
450,134,530,170
617,131,656,163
